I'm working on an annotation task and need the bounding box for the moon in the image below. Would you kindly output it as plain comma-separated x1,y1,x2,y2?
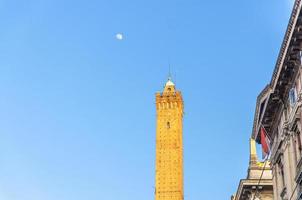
116,33,123,40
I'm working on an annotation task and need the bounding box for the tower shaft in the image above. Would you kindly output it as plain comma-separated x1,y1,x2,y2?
155,80,184,200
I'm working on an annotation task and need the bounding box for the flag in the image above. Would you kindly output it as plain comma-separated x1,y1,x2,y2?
261,126,271,159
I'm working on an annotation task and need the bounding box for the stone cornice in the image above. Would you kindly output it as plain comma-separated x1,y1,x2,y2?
253,0,302,143
271,0,302,89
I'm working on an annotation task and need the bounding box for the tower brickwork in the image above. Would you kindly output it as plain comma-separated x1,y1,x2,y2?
155,78,184,200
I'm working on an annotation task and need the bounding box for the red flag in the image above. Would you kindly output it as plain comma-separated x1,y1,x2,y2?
261,126,271,159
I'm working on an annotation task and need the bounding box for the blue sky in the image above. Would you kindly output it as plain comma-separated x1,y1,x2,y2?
0,0,295,199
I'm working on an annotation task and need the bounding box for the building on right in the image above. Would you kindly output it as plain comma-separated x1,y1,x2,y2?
252,0,302,199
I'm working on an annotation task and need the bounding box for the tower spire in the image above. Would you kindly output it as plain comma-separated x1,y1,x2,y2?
168,64,172,80
165,65,175,90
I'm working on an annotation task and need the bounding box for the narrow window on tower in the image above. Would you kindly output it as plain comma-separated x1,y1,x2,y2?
167,122,170,129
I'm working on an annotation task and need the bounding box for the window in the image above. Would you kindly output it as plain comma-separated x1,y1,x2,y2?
289,87,298,107
167,122,170,129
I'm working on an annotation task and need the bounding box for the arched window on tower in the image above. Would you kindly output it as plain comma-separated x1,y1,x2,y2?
167,122,170,129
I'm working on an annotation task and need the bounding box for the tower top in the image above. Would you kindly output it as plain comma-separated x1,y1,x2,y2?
163,77,176,93
165,77,175,87
156,77,183,115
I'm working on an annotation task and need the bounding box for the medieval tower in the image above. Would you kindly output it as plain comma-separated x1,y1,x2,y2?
155,78,184,200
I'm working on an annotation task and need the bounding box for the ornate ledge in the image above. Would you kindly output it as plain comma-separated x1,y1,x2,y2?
271,0,302,87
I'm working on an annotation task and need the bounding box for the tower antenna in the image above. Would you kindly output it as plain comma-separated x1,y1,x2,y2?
168,62,172,80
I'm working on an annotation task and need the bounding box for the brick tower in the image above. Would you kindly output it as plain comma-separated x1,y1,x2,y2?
155,78,184,200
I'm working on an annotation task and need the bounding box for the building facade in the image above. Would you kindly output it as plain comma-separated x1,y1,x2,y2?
252,0,302,199
155,78,184,200
231,139,273,200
